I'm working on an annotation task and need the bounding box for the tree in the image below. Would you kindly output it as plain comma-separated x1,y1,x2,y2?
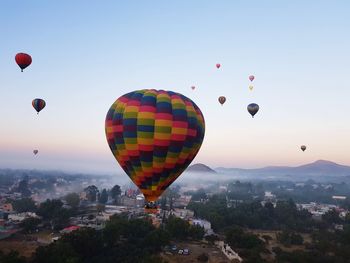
110,185,121,203
17,177,31,197
37,199,63,220
197,253,209,262
12,198,36,213
165,216,190,240
189,224,205,240
64,193,80,209
0,251,26,263
99,189,108,204
323,209,342,225
20,217,41,234
84,185,99,202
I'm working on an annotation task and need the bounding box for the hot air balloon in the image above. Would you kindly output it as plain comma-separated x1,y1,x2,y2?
105,89,205,206
249,85,254,91
216,63,221,69
33,150,38,155
218,96,226,105
249,75,255,82
301,145,307,152
191,86,196,90
15,53,32,72
32,99,46,114
247,103,259,118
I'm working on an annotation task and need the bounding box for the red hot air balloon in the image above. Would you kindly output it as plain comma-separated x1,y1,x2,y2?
218,96,226,105
216,63,221,69
15,53,32,72
32,99,46,114
249,75,255,82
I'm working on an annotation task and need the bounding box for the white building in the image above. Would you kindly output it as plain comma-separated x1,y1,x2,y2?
216,241,243,262
8,212,39,222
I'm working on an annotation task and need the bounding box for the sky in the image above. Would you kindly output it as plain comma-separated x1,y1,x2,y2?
1,1,350,174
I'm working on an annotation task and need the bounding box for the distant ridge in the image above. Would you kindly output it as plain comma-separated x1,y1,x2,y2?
216,160,350,177
186,163,217,173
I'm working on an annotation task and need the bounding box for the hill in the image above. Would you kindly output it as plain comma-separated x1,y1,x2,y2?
186,163,217,173
216,160,350,177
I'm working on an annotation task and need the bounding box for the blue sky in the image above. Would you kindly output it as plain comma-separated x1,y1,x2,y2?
1,1,350,174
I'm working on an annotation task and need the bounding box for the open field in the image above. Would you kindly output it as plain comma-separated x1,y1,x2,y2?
161,241,233,263
0,231,53,258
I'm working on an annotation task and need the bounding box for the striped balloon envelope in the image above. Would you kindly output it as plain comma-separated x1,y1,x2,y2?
105,89,205,202
32,98,46,114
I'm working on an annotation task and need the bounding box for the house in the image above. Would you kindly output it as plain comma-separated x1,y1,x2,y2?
8,212,39,223
332,196,346,201
171,208,194,220
334,224,344,231
191,219,214,235
60,225,80,234
1,203,13,213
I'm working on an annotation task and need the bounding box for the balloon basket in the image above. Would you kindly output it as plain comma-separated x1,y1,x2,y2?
144,202,159,214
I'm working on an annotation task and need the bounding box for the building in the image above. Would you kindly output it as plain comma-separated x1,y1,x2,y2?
8,212,39,223
60,225,80,234
170,208,194,220
191,219,213,235
216,241,243,262
1,203,13,213
332,196,346,201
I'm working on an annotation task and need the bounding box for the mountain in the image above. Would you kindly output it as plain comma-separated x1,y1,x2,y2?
186,163,217,174
216,160,350,177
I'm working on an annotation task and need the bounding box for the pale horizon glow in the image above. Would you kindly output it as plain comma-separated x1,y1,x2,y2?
1,1,350,174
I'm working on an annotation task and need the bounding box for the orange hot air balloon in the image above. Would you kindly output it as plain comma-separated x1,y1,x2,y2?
218,96,226,105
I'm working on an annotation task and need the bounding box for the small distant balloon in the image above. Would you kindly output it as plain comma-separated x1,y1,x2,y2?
32,99,46,114
216,63,221,69
15,53,32,72
249,85,254,91
301,145,307,152
33,150,38,155
218,96,226,105
191,86,196,90
247,103,259,118
249,75,255,82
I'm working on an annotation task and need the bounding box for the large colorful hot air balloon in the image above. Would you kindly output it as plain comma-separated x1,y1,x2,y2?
216,63,221,69
247,103,259,118
301,145,307,152
218,96,226,105
15,53,32,72
105,89,205,203
32,99,46,114
33,150,38,155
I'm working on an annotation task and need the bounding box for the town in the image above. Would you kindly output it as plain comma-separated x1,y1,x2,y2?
1,168,350,262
